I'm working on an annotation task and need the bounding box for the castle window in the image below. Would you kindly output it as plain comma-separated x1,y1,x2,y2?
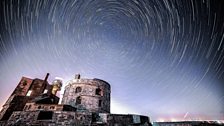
92,113,100,122
26,90,32,96
28,105,31,110
24,105,28,110
95,88,102,96
38,105,41,109
75,87,82,93
76,96,81,105
50,106,55,110
37,111,53,120
99,100,102,107
43,89,48,93
22,80,27,86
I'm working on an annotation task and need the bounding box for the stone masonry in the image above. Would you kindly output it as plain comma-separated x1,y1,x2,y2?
0,73,152,126
62,74,110,113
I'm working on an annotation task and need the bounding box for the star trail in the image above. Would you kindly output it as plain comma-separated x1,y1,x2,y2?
0,0,224,121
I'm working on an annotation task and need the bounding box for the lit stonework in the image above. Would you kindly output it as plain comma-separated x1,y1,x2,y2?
61,74,110,113
0,73,151,126
51,79,62,95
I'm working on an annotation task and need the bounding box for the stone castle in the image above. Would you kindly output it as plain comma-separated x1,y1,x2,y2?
0,73,151,126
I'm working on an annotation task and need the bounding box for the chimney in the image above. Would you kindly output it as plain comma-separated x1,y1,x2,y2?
75,74,81,79
44,73,50,81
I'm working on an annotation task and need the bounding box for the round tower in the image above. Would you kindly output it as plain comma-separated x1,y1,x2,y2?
61,74,110,113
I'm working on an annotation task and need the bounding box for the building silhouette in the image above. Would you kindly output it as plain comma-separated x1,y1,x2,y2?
0,73,151,126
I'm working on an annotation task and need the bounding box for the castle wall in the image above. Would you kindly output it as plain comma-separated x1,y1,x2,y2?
29,79,48,97
23,103,76,112
62,78,110,113
93,113,151,125
2,111,151,126
0,95,32,120
0,74,152,126
6,111,92,126
11,77,33,96
0,74,51,121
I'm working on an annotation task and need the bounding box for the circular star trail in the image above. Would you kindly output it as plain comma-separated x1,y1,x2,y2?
0,0,224,121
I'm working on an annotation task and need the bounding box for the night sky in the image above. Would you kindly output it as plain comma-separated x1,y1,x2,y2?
0,0,224,121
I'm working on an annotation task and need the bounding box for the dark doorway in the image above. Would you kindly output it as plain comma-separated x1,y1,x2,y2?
76,96,81,105
37,111,53,120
